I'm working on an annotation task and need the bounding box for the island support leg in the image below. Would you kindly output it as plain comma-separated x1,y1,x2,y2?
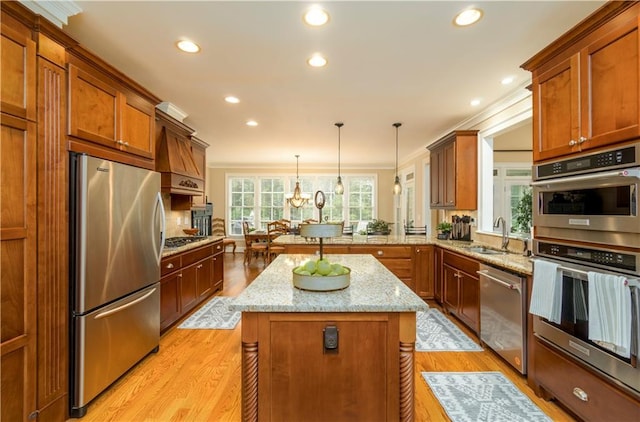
399,312,417,422
242,313,259,422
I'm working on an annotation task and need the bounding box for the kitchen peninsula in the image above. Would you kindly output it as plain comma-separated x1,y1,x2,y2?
230,254,428,422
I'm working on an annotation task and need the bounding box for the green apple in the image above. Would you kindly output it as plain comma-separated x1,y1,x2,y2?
331,263,344,274
303,260,317,274
316,259,332,276
293,266,306,275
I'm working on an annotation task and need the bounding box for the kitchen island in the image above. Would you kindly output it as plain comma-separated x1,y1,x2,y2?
230,254,428,422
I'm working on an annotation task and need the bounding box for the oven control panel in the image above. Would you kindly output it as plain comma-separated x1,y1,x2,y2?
535,240,637,274
534,144,638,180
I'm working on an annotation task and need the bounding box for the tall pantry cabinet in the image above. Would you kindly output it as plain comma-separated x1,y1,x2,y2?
1,3,71,420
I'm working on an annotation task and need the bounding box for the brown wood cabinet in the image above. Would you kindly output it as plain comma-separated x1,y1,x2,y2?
67,57,157,163
414,245,434,299
159,240,224,333
1,8,39,421
433,246,443,302
533,338,640,421
523,2,640,163
242,311,415,422
428,130,478,210
441,250,480,334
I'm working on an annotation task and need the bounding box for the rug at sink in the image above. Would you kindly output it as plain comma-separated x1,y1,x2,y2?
178,296,240,329
422,372,551,422
416,309,482,352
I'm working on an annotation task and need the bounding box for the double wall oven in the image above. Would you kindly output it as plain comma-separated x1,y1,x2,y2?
531,143,640,395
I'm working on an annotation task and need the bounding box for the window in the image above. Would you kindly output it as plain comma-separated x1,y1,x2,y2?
493,164,532,235
228,174,375,234
348,177,374,223
229,178,256,235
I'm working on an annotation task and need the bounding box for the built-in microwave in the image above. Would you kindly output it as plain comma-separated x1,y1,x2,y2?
532,144,640,248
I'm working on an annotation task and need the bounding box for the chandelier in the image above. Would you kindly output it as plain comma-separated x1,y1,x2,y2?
286,154,311,208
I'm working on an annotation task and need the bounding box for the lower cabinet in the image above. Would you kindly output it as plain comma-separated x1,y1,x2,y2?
441,250,480,334
160,240,224,333
533,338,640,421
415,245,434,299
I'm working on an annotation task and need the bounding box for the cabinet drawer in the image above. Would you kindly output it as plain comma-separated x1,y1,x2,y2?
350,246,412,259
534,339,640,421
182,244,213,266
161,255,182,276
379,259,412,279
442,250,479,275
212,240,224,255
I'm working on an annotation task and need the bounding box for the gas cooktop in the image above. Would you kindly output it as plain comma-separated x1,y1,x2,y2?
165,236,207,248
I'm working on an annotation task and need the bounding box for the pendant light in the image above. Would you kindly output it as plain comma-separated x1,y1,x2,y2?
393,123,402,195
286,155,310,208
334,122,344,195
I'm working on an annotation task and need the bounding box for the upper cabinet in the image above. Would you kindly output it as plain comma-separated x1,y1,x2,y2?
1,12,36,121
522,2,640,163
190,136,209,206
66,49,161,169
428,130,478,210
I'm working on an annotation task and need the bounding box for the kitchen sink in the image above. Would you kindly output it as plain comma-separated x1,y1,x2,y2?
464,246,508,255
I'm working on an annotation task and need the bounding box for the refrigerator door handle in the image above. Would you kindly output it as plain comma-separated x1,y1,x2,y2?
93,288,157,320
156,192,166,258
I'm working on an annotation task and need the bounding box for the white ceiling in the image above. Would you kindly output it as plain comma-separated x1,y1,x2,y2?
62,1,605,169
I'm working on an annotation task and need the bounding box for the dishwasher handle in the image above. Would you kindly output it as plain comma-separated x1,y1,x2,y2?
477,270,521,293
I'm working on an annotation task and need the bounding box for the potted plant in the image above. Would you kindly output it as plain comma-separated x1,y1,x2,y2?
436,221,452,240
366,219,391,235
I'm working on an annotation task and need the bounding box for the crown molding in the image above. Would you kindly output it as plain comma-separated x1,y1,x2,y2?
18,0,81,28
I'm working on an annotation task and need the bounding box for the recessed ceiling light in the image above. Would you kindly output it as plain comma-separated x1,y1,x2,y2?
307,53,327,67
176,40,200,53
453,8,483,27
303,6,330,26
501,76,515,85
246,120,258,127
470,99,481,107
225,96,240,104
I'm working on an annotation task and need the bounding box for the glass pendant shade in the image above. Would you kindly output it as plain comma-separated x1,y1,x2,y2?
335,176,344,194
334,122,344,195
393,122,402,195
393,175,402,195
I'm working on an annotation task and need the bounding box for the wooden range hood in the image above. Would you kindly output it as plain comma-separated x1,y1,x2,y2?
155,109,204,196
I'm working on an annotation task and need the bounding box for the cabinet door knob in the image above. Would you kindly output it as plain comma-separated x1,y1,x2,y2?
578,136,587,144
569,139,577,146
197,264,203,269
572,387,588,402
166,263,174,269
177,274,183,278
377,250,383,256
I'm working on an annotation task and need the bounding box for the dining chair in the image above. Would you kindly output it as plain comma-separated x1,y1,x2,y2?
278,219,292,233
243,221,267,264
212,217,236,253
266,221,287,263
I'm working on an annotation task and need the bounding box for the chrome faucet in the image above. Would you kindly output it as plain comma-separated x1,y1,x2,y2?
493,216,509,251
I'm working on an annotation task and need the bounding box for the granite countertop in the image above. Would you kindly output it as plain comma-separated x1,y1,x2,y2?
161,235,225,258
230,254,429,313
274,234,533,275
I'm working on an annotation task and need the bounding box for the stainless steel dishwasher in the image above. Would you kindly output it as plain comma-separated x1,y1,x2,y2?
478,264,527,374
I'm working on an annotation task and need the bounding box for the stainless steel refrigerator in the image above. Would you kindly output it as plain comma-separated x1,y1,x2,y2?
69,154,165,417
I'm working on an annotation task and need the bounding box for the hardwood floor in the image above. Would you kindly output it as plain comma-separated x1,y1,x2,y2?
69,252,577,421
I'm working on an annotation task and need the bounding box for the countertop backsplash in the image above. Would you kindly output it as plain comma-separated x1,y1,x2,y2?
161,193,192,238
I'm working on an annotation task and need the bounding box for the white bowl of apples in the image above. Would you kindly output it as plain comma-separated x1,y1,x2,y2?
292,258,350,291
